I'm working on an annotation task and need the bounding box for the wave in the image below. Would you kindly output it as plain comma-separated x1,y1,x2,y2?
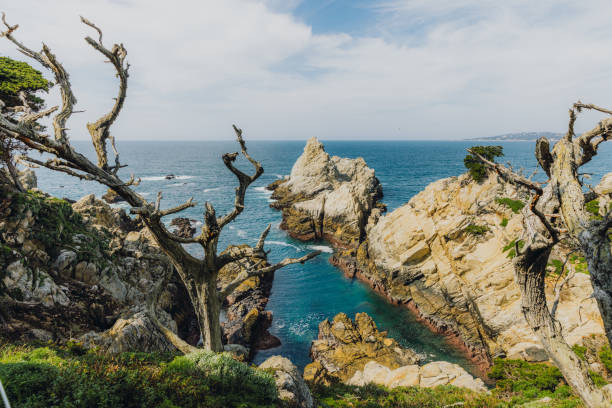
203,187,221,193
267,241,303,251
275,174,286,179
141,175,194,181
307,245,334,253
237,229,248,238
253,186,272,195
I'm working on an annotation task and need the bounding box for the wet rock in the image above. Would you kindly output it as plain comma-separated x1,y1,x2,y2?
101,188,125,204
304,313,420,384
170,217,197,238
259,356,314,408
165,174,175,180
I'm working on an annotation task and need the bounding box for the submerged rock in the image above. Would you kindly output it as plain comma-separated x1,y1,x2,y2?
304,312,421,384
259,356,314,408
268,137,384,248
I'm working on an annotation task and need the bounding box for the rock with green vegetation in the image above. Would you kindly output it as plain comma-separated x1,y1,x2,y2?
304,313,421,384
259,355,314,408
268,137,384,248
330,171,605,371
464,145,503,182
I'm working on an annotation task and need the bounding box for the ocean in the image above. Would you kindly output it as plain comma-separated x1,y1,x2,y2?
34,140,612,376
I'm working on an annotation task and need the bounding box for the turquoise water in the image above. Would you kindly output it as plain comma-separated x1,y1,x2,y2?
34,140,612,376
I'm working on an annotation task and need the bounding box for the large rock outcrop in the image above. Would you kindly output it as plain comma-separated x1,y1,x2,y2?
259,356,314,408
1,188,277,355
303,313,420,384
331,172,605,370
269,137,384,248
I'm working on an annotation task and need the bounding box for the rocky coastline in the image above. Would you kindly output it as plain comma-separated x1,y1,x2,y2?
269,138,607,376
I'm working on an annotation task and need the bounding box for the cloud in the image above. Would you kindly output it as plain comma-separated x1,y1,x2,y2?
2,0,612,140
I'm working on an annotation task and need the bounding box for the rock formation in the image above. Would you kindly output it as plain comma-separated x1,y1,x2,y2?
0,187,278,355
259,356,314,408
331,172,605,370
348,360,487,393
268,137,384,248
170,217,197,238
303,313,421,384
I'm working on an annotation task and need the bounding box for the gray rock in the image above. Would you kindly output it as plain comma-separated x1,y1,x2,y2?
259,356,314,408
53,250,77,273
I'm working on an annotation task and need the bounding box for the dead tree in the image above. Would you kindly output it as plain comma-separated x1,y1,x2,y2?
470,103,612,407
0,14,319,353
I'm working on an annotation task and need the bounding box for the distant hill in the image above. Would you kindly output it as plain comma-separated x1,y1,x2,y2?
467,132,563,141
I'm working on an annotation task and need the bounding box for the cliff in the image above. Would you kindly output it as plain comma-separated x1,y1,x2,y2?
268,137,384,248
332,172,605,370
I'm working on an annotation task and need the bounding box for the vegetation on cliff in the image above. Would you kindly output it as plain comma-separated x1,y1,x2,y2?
463,145,504,182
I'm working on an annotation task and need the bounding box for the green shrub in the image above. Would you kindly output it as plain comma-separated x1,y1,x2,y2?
503,239,525,259
183,350,278,401
549,259,564,276
489,359,564,403
589,370,607,387
585,199,602,220
496,197,525,214
500,218,508,227
464,224,490,236
571,344,587,360
0,344,277,408
599,345,612,372
464,145,504,182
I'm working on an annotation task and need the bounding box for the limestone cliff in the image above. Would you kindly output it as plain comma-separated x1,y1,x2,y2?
269,137,384,247
332,172,605,369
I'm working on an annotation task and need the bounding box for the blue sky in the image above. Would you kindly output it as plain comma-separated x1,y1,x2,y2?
2,0,612,140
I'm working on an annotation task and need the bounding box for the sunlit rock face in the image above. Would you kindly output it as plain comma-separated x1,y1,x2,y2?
268,137,384,248
336,172,605,367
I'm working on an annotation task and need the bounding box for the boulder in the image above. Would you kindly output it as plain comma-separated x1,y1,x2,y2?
304,313,420,384
259,356,314,408
348,360,487,393
101,188,125,204
170,217,197,239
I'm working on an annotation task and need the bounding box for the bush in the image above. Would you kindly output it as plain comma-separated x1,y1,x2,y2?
182,350,278,401
464,224,490,236
464,145,504,182
496,197,525,214
0,344,277,408
500,218,508,227
599,345,612,372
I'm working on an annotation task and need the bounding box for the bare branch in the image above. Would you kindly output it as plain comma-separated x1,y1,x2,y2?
159,197,196,217
219,250,321,299
81,16,129,170
467,148,543,193
551,255,577,320
535,137,553,177
255,224,271,251
216,125,264,229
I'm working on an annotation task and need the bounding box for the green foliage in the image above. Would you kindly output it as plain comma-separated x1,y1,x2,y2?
585,199,603,220
464,145,504,182
182,350,278,401
488,359,574,406
464,224,490,236
0,344,277,408
496,197,525,214
599,345,612,372
589,370,607,387
569,255,589,275
548,259,564,276
571,344,587,360
503,239,525,259
500,218,508,227
0,56,50,111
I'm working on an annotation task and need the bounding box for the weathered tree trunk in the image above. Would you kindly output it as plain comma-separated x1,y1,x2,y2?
2,150,23,192
515,245,608,407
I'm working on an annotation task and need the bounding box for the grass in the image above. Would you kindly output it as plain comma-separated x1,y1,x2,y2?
500,217,509,227
496,197,525,214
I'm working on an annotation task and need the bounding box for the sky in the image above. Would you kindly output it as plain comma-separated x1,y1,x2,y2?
2,0,612,140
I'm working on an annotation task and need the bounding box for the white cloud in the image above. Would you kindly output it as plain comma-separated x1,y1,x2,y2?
2,0,612,140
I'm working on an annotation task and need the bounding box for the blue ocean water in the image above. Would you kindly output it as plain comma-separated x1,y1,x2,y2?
34,140,612,376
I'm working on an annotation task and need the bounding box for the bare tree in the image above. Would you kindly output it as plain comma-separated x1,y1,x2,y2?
0,14,319,353
469,103,612,407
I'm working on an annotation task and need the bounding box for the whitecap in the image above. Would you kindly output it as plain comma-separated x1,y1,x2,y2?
253,186,272,195
307,245,334,253
275,174,286,179
237,229,248,238
203,187,221,193
266,241,303,251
